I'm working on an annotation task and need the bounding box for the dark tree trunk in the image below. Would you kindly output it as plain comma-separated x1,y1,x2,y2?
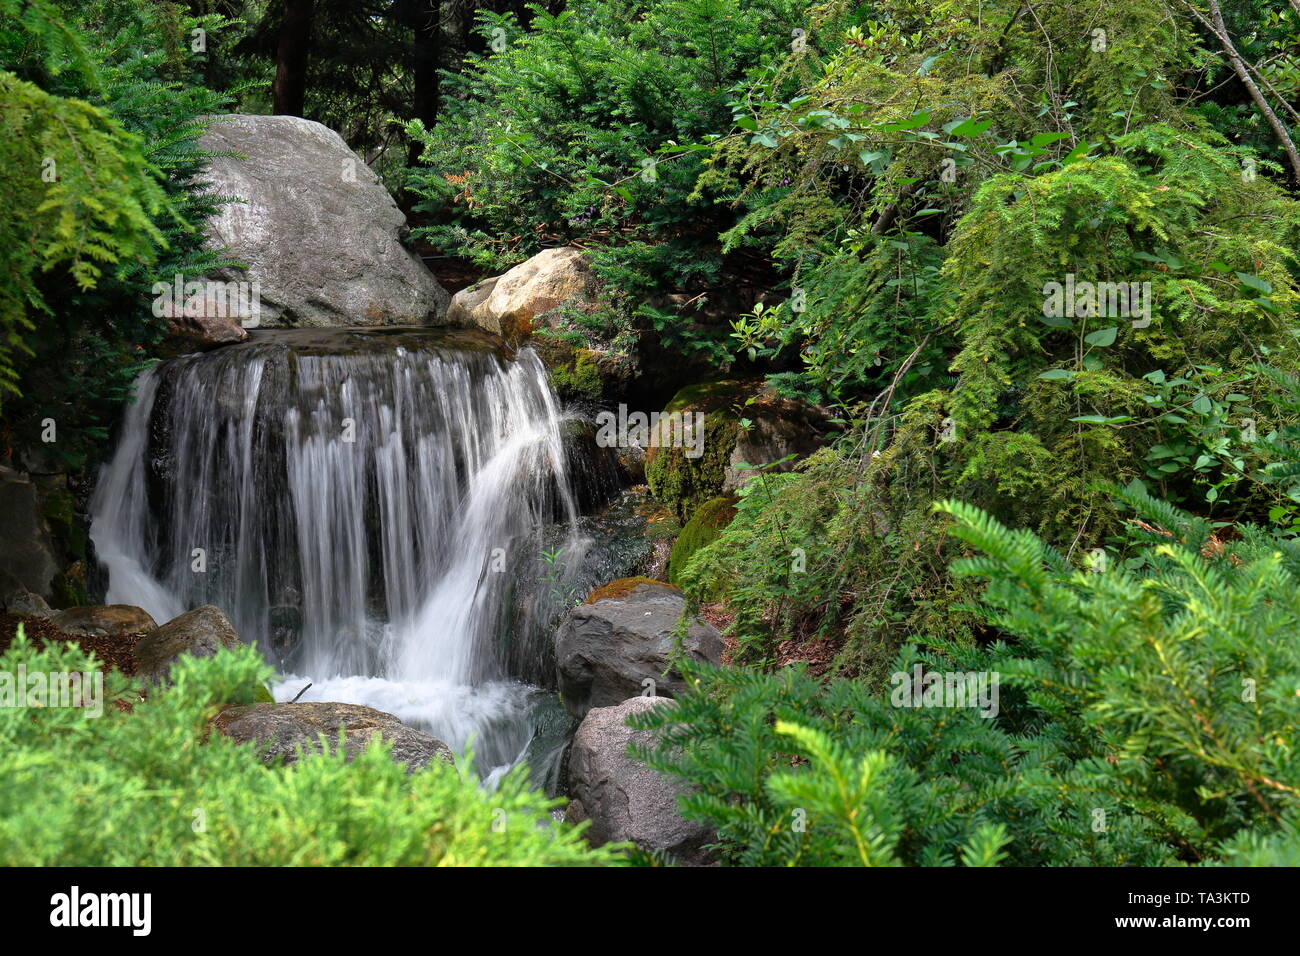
403,0,442,165
273,0,314,116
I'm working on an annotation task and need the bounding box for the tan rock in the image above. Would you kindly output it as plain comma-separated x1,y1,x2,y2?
48,604,157,638
447,247,594,341
157,293,250,355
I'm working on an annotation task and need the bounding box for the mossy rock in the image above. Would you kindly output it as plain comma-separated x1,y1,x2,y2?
668,496,737,591
584,576,676,604
661,379,755,415
49,561,87,609
546,345,603,401
40,486,79,549
534,331,634,403
254,683,275,703
645,379,759,521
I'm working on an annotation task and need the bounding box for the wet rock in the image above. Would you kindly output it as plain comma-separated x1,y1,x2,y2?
215,701,455,773
132,604,242,685
267,604,302,660
558,418,624,515
554,577,723,718
567,696,715,865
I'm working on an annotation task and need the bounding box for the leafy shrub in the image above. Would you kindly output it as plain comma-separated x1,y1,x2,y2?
681,124,1300,675
404,0,808,350
0,633,620,866
636,490,1300,866
0,0,238,463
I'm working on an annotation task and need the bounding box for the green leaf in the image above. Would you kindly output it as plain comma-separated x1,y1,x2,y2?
1070,414,1133,424
1029,131,1072,148
883,111,930,132
1084,327,1117,347
945,117,993,138
1235,272,1272,295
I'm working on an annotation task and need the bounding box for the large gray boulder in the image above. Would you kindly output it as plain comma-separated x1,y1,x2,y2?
566,696,714,865
555,578,723,718
197,114,449,328
0,466,59,602
215,701,455,773
132,604,242,685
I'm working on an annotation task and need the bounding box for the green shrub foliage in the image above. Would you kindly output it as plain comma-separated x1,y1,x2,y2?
636,490,1300,866
0,633,620,866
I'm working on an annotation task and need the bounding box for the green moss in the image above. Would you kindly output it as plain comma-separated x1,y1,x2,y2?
547,347,603,401
663,378,755,414
49,563,87,610
585,576,677,603
668,496,737,591
646,405,741,521
40,486,87,562
534,327,632,403
253,683,275,703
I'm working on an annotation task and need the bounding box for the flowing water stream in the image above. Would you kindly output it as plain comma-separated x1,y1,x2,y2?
90,327,604,785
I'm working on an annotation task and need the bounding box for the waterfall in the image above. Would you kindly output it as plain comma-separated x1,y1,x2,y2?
90,328,593,781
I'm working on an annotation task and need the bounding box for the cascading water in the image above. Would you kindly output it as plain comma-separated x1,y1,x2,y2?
90,327,603,784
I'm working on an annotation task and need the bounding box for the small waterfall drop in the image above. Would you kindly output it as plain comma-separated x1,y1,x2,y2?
90,328,593,781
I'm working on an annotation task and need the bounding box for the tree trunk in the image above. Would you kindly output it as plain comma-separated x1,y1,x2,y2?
406,0,442,165
273,0,314,117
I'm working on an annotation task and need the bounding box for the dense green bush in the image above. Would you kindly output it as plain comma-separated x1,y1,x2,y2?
636,489,1300,866
0,0,237,463
0,632,620,866
679,124,1300,675
404,0,809,352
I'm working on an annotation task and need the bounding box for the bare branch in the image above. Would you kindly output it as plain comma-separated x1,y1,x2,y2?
1180,0,1300,181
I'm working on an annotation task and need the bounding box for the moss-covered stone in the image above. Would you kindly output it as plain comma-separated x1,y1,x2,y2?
661,379,755,415
668,496,737,591
584,576,678,604
547,346,603,401
33,483,89,609
534,330,634,403
49,561,87,609
645,379,759,521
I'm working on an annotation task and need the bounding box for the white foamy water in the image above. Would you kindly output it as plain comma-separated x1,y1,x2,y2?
89,329,587,782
